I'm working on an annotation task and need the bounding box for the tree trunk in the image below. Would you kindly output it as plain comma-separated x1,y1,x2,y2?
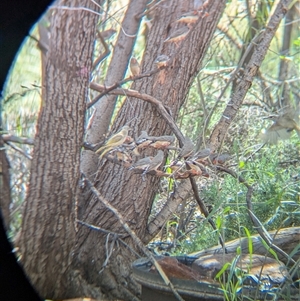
74,1,226,300
18,1,99,299
81,0,148,180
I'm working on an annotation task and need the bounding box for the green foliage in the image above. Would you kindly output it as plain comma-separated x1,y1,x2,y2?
174,221,219,255
170,0,300,257
177,142,299,252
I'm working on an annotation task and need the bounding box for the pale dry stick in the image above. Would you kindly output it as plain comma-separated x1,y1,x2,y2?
5,141,32,160
196,76,208,118
244,143,266,164
92,31,111,70
195,76,208,151
82,173,185,301
78,220,141,258
100,233,118,274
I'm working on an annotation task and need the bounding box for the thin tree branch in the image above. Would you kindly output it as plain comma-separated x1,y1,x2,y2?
88,68,160,109
90,82,185,142
77,219,126,237
78,219,141,258
92,31,111,70
189,176,226,249
2,134,34,145
5,141,32,160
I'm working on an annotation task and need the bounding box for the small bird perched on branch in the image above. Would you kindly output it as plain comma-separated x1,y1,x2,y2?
136,131,152,145
164,26,190,44
133,131,153,155
209,153,231,165
96,126,131,158
185,160,202,176
155,55,170,68
193,148,211,163
145,150,164,174
130,57,140,77
106,147,132,166
175,11,199,26
149,135,175,149
261,113,300,144
174,137,195,162
129,150,164,181
129,156,153,171
135,131,175,151
169,161,185,173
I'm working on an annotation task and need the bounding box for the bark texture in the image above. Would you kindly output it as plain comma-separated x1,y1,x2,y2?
74,1,226,300
18,1,98,299
81,0,149,180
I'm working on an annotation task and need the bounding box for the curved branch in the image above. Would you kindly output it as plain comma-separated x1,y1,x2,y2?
90,82,185,142
88,68,160,109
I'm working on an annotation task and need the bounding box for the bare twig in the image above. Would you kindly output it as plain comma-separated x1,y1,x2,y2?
77,219,126,237
92,31,111,70
244,143,266,163
82,173,185,301
5,141,32,160
189,176,226,248
78,219,141,258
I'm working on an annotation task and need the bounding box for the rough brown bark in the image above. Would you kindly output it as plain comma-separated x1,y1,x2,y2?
81,0,149,180
74,1,226,300
18,1,99,299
